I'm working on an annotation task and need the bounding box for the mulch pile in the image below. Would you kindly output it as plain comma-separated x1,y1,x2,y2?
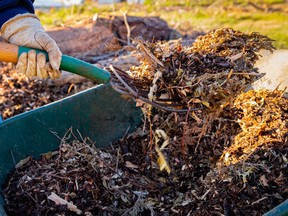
109,27,275,112
2,28,288,215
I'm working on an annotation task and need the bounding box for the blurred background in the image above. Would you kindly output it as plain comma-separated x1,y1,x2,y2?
34,0,288,49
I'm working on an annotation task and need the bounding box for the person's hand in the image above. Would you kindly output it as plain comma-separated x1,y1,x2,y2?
1,13,62,79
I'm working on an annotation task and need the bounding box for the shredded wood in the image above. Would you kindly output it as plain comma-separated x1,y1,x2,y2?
221,89,288,165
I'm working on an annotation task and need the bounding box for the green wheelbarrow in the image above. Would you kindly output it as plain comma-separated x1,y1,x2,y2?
0,42,143,216
0,42,287,216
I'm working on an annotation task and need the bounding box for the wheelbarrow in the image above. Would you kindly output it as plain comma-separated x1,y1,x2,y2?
0,43,287,216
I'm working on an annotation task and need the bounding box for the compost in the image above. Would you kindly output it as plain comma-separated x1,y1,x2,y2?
2,28,288,215
0,64,96,120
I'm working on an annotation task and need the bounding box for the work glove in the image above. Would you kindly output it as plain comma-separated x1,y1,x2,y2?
1,13,62,79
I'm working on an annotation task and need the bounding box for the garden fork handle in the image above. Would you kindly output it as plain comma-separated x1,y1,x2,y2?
0,41,111,84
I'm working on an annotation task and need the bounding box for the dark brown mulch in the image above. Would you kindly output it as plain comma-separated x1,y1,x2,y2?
3,89,287,216
0,63,96,120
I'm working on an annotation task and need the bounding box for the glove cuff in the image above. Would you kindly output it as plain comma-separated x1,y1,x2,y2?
1,13,42,42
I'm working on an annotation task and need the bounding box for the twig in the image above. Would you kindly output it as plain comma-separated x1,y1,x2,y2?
200,188,211,200
134,38,164,67
121,10,131,46
76,129,84,143
232,72,262,76
24,191,39,206
110,66,202,112
251,196,268,205
181,108,190,155
86,49,126,63
110,65,139,98
9,150,17,168
115,148,120,172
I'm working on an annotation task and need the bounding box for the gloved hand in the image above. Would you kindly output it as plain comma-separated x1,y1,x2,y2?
1,13,62,79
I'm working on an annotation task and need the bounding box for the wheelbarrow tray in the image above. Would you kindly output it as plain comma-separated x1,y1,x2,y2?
0,84,142,215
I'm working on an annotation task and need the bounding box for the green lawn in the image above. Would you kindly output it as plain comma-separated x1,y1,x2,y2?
37,1,288,49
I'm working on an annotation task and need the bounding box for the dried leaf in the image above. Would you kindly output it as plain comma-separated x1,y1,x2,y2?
15,156,31,169
180,89,187,97
260,175,269,187
227,52,243,62
125,161,139,169
48,192,82,215
135,99,145,107
155,129,168,141
201,101,210,108
42,151,58,160
155,129,170,149
190,111,202,124
155,146,171,174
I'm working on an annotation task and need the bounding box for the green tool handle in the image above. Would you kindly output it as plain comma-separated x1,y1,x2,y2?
0,41,111,84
